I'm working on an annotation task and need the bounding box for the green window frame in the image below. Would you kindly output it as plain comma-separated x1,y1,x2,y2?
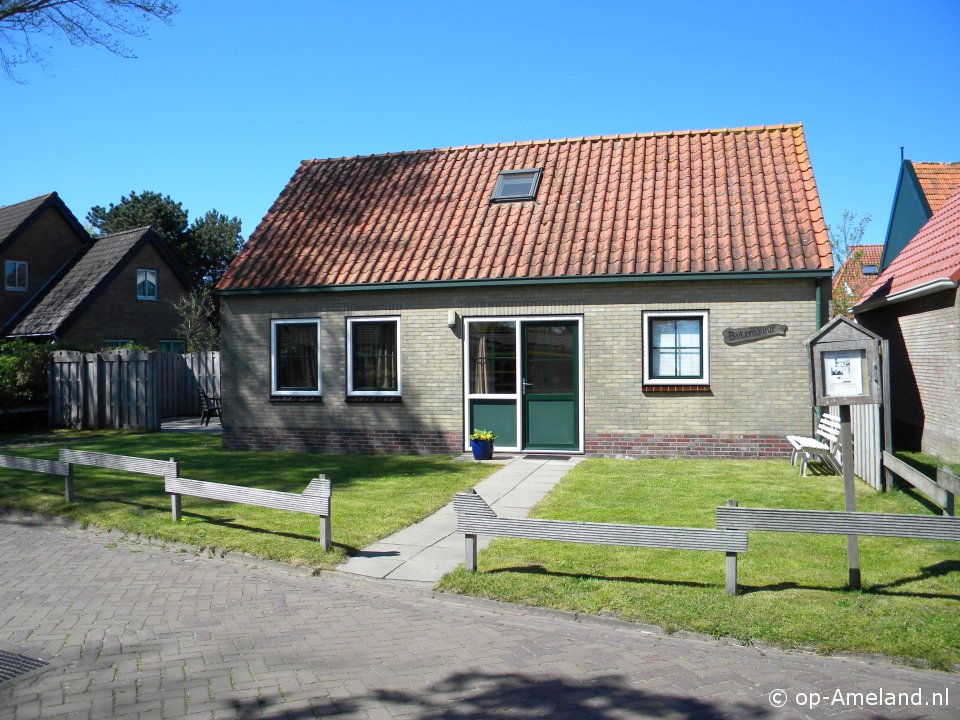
643,310,709,385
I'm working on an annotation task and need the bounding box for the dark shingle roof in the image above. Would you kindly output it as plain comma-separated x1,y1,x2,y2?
10,227,153,337
218,124,832,292
0,192,89,247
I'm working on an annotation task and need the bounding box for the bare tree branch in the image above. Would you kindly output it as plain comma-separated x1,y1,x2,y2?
0,0,177,81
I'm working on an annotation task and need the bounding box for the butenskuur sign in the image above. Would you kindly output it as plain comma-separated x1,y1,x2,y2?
722,324,788,346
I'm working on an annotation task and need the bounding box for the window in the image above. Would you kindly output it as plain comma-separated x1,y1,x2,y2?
136,269,158,300
4,260,27,291
491,168,542,202
468,321,516,394
861,264,879,275
643,311,709,386
271,319,321,395
158,340,187,353
347,317,400,396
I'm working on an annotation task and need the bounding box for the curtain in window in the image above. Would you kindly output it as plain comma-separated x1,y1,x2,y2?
469,322,515,394
277,323,318,390
137,269,157,298
651,319,702,378
352,322,397,391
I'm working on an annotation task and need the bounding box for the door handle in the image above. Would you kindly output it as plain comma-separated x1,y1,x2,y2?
522,379,535,395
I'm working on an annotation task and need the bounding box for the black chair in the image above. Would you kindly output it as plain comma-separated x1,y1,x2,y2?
198,386,222,426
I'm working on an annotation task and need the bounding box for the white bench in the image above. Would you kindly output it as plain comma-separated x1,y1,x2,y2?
786,413,841,477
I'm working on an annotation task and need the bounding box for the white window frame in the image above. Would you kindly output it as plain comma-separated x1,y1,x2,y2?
271,318,322,396
346,316,401,397
642,310,710,386
136,268,158,301
5,260,28,291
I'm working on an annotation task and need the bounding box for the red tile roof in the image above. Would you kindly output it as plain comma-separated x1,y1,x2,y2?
912,161,960,213
833,244,883,304
857,186,960,309
218,124,832,291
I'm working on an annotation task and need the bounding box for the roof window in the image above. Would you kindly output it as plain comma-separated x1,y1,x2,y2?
491,168,542,203
861,264,879,275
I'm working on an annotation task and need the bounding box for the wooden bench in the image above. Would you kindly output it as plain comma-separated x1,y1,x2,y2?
786,413,841,476
165,475,332,549
455,490,748,595
0,454,74,501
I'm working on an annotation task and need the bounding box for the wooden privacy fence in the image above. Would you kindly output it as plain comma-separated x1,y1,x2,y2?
454,490,748,595
881,452,957,516
49,350,220,430
829,403,883,490
0,449,331,548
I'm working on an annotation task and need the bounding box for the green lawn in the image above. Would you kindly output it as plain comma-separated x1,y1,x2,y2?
437,458,960,669
0,432,496,569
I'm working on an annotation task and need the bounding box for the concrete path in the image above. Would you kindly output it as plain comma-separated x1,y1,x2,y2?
1,516,957,720
338,455,583,582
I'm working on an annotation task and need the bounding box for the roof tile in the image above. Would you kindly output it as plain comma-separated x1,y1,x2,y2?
912,161,960,213
219,124,831,291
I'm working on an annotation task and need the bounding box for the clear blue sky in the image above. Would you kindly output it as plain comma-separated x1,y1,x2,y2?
4,0,959,249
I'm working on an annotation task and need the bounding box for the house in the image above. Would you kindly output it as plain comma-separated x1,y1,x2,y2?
216,124,834,458
880,160,960,271
832,244,882,314
854,184,960,463
0,193,190,350
0,193,91,330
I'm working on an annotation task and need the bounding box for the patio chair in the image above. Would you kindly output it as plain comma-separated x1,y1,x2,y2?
198,386,222,426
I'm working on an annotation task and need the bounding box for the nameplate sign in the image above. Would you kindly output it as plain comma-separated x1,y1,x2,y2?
722,324,787,346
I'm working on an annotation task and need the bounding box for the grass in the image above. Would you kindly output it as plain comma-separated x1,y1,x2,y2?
0,431,496,569
437,458,960,669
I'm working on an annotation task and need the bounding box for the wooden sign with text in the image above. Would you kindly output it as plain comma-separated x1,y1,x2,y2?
722,324,787,346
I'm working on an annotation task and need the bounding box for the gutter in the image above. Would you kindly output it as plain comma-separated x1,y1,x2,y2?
217,268,832,297
853,279,958,314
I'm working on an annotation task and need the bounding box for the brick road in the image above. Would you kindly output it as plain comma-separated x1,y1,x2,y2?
0,515,956,719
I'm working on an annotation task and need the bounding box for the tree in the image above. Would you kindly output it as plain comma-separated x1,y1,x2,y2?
0,1,177,81
86,190,242,290
827,210,873,317
172,288,219,351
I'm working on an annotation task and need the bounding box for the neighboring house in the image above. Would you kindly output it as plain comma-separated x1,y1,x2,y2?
854,185,960,463
0,193,190,350
216,124,834,458
832,244,882,315
880,160,960,271
0,193,91,331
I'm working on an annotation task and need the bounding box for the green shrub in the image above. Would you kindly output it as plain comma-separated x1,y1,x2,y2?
0,339,49,407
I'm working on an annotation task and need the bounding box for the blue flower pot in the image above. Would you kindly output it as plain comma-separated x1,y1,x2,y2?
470,439,494,461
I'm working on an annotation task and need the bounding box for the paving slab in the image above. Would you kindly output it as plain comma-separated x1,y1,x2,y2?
338,455,583,582
0,517,956,720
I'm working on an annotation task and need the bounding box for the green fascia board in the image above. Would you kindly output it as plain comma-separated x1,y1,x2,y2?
217,269,832,297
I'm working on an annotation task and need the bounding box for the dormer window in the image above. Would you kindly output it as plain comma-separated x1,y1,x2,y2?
861,264,878,275
491,168,542,203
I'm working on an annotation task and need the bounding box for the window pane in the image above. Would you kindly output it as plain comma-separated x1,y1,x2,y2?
276,323,318,391
5,260,26,290
525,324,575,393
650,318,703,379
137,269,157,299
493,170,540,201
351,321,398,392
469,321,516,394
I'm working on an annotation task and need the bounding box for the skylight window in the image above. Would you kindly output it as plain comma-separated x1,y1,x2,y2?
491,168,542,202
862,264,879,275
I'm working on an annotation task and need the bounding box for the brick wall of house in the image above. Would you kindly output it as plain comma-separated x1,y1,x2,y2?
857,289,959,462
61,243,189,349
0,207,87,327
220,278,821,458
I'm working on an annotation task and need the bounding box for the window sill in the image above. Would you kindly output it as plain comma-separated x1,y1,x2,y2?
643,385,711,394
270,395,324,403
345,395,402,403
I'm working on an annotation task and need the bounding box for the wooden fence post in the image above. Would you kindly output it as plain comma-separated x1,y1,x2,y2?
938,467,958,517
725,499,738,596
64,465,74,502
465,533,478,572
839,405,861,590
320,515,331,551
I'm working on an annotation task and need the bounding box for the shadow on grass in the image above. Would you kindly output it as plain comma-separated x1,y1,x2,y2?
484,564,960,601
233,670,771,719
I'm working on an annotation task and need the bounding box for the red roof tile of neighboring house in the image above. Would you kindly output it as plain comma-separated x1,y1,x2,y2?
218,124,832,292
833,244,883,304
912,161,960,214
856,186,960,311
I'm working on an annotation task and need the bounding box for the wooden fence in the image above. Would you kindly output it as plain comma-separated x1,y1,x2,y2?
49,350,220,430
830,403,883,490
882,452,956,516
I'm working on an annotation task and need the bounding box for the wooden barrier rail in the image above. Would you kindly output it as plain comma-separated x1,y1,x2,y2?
165,476,331,549
59,449,179,479
454,490,747,595
0,454,74,501
882,452,955,515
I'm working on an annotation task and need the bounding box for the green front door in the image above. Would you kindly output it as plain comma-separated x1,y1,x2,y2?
521,321,579,450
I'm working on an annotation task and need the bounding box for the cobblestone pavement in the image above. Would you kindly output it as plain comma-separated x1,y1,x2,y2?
0,516,956,720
